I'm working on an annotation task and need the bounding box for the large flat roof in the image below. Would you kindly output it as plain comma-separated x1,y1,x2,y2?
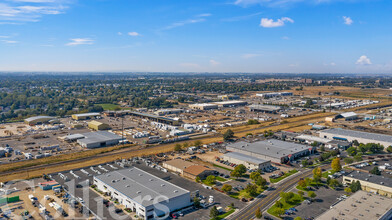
73,112,100,117
320,128,392,144
344,170,392,188
25,116,55,122
130,111,178,122
95,167,189,207
78,131,122,145
163,159,195,170
295,135,332,144
213,100,247,105
316,190,392,220
249,104,282,111
227,139,311,159
223,152,269,165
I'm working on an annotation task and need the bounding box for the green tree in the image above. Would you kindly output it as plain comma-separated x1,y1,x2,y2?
234,164,247,176
347,146,357,156
230,170,242,178
354,154,363,162
276,208,285,217
308,191,317,200
174,144,182,151
195,176,201,183
247,119,260,125
328,179,341,188
275,200,283,208
255,207,262,219
344,157,354,164
298,179,307,188
205,175,216,185
350,180,361,192
182,142,189,149
223,129,234,141
298,191,305,197
352,140,360,146
193,197,201,208
312,167,322,182
387,146,392,153
294,217,303,220
331,158,342,172
221,184,232,194
370,167,381,175
210,206,219,219
255,176,267,187
245,184,258,196
250,172,261,181
344,187,352,193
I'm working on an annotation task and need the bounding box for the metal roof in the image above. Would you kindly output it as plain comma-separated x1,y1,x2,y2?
213,100,247,105
64,133,85,141
249,104,282,111
345,170,392,188
73,112,100,117
94,167,189,207
295,135,332,144
319,128,392,145
25,116,55,122
223,152,269,165
227,139,312,159
339,112,357,118
78,131,122,145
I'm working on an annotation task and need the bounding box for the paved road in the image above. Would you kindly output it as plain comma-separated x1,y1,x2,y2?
229,165,330,220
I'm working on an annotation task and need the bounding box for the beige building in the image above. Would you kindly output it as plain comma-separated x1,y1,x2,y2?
343,171,392,198
221,152,271,171
72,112,100,120
88,121,110,131
317,190,392,220
183,165,215,180
189,103,218,110
162,159,195,174
24,116,55,125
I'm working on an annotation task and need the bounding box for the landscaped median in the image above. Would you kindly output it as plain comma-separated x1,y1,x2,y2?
269,169,298,183
267,192,304,218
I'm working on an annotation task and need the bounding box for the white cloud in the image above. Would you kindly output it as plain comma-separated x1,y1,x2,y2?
330,62,336,66
210,59,220,66
356,55,372,65
242,53,261,59
66,38,94,46
0,0,71,23
343,16,353,25
117,32,122,36
160,18,206,31
197,13,211,17
260,17,294,28
1,40,18,44
281,36,290,40
234,0,356,7
128,32,140,36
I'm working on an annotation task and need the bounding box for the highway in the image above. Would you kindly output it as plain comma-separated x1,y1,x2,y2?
229,164,330,220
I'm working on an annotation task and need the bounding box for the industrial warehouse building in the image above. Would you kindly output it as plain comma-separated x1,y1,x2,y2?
129,111,181,126
248,104,283,114
71,112,100,120
24,116,55,125
189,103,218,110
154,109,183,116
226,139,315,164
319,128,392,147
94,167,191,220
343,171,392,198
77,131,122,148
335,112,358,121
316,190,392,220
213,100,248,108
88,120,110,131
221,152,271,171
183,165,215,180
256,92,293,99
162,159,195,175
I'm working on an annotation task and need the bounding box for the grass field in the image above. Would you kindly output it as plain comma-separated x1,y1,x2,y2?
95,103,122,110
214,208,236,220
267,193,304,217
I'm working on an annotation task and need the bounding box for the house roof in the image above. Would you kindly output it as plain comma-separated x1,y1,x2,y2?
163,159,195,170
183,165,212,176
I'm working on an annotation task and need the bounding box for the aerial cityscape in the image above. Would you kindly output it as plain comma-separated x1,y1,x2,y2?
1,1,392,220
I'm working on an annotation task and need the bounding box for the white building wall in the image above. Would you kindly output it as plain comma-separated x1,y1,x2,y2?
319,132,392,147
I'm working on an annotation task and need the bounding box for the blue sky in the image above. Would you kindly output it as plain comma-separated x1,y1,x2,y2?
0,0,391,73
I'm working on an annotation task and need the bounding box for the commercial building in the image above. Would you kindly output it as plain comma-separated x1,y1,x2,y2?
129,111,181,126
319,128,392,147
226,139,315,164
316,190,392,220
62,133,85,142
94,167,191,220
221,152,271,171
213,100,248,108
77,131,122,149
162,159,195,174
343,171,392,198
24,116,55,125
71,112,100,120
256,92,293,99
183,165,215,180
189,103,218,110
154,109,183,116
295,134,351,150
335,112,358,121
248,104,282,113
88,120,110,131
